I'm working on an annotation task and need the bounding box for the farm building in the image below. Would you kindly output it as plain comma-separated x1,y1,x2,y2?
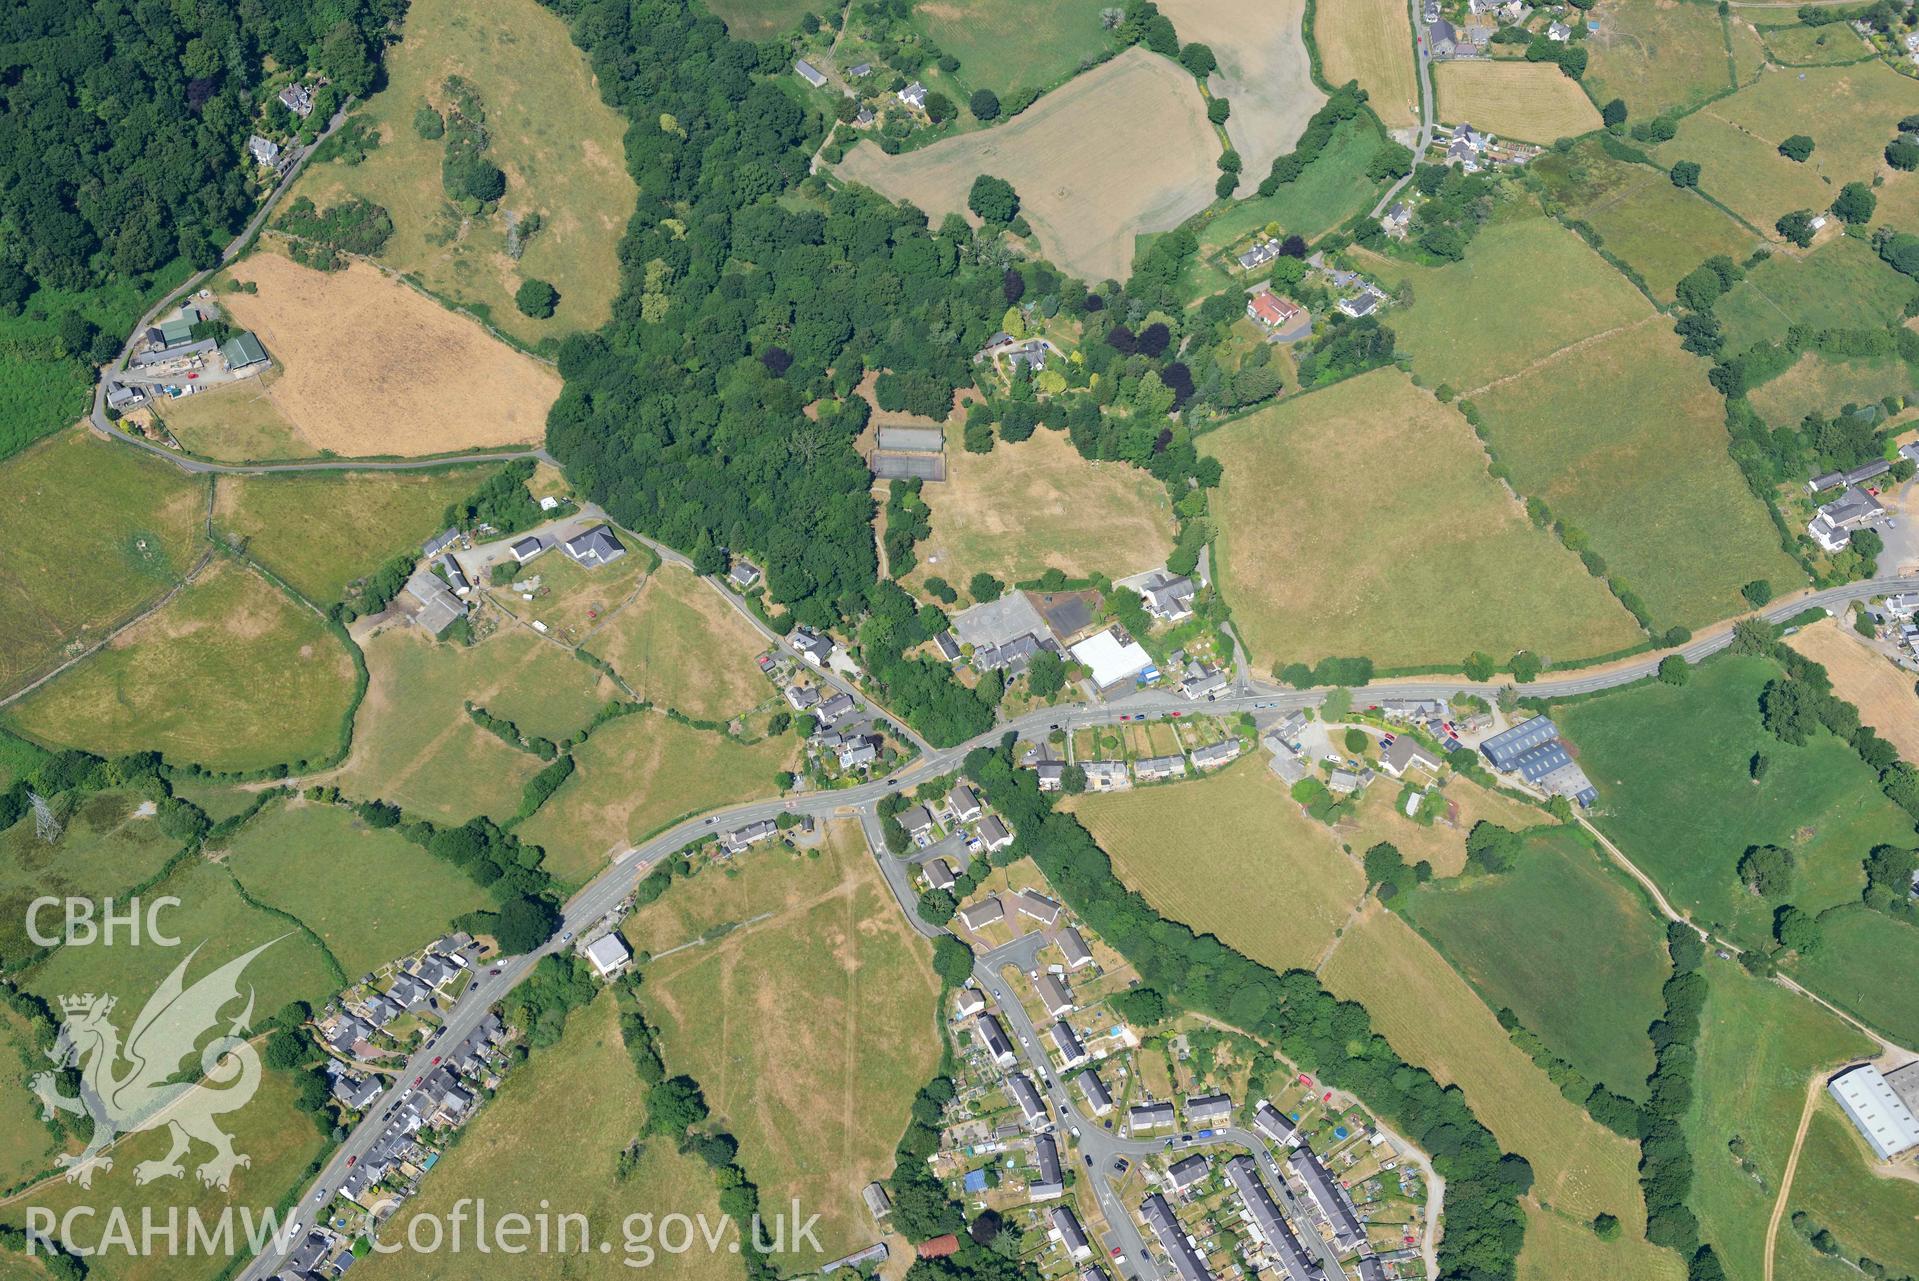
220,331,270,372
404,568,465,637
870,425,947,481
1808,460,1889,493
1828,1064,1919,1159
1479,717,1562,769
794,59,827,87
508,535,546,563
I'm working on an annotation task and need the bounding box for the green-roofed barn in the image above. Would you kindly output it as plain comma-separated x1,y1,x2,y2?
220,331,269,372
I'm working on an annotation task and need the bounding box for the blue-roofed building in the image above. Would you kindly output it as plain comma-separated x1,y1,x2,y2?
1479,717,1561,770
963,1168,989,1193
1511,740,1573,782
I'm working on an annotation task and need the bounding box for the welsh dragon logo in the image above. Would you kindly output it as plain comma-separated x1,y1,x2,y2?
31,939,279,1190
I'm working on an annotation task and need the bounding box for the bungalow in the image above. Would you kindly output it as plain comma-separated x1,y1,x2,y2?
816,691,856,724
1078,1070,1115,1115
959,898,1006,932
898,81,928,110
1134,754,1187,782
955,986,987,1019
1014,889,1060,925
924,858,957,891
1129,1101,1177,1133
899,805,937,839
948,783,983,823
1048,1019,1089,1068
1165,1153,1211,1196
1380,737,1443,779
979,815,1016,852
1337,287,1385,318
1328,768,1375,794
562,525,627,567
1236,239,1281,271
728,559,761,590
1036,972,1074,1017
1057,926,1096,970
1185,1093,1233,1127
1082,760,1131,792
720,819,779,855
1036,761,1065,792
1191,740,1241,771
1051,1207,1093,1263
794,59,828,87
508,535,545,563
854,105,876,127
1246,289,1311,341
1138,572,1197,621
278,82,316,117
1808,485,1886,551
1808,459,1890,493
979,1013,1018,1067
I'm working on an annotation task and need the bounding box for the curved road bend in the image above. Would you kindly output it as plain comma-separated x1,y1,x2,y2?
235,572,1919,1276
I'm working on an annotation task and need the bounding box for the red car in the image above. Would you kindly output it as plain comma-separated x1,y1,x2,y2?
346,1156,356,1167
431,1056,441,1065
489,967,501,975
414,1075,423,1086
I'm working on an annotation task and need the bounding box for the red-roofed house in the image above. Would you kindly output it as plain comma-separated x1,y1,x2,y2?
917,1235,961,1258
1246,289,1310,341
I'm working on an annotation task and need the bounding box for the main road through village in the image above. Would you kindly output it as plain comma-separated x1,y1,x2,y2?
226,563,1919,1280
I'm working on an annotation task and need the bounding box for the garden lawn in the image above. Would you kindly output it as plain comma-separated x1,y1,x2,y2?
220,798,492,979
284,0,638,348
638,822,941,1269
1470,320,1805,631
1530,140,1756,304
1319,904,1650,1227
351,991,741,1281
516,711,795,886
0,789,187,971
591,564,774,723
1715,235,1917,351
213,465,499,606
1069,757,1368,973
1748,352,1918,426
1784,904,1919,1047
1557,652,1915,949
1583,0,1740,121
0,427,205,699
5,559,358,773
1196,117,1387,251
907,0,1121,101
1204,367,1642,670
337,624,615,824
1400,825,1668,1098
1364,211,1652,393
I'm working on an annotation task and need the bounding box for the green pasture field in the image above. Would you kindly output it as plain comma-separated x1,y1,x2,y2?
1401,825,1668,1099
1716,236,1917,351
1785,1100,1919,1279
1530,140,1756,304
0,790,187,971
909,0,1121,100
1203,368,1642,670
353,991,741,1281
1656,62,1919,235
285,0,638,349
497,542,651,647
591,564,774,723
1583,0,1739,121
1360,211,1653,393
16,571,330,772
5,559,358,773
1070,757,1367,973
1471,320,1805,630
213,465,498,606
1197,117,1386,252
638,822,940,1268
1785,904,1919,1047
1748,352,1918,425
0,427,207,699
337,624,614,825
0,1066,330,1281
220,799,492,979
22,856,341,1023
1558,653,1914,949
1760,21,1875,64
1685,955,1873,1281
167,779,267,823
517,711,796,886
154,368,306,462
703,0,817,38
0,1003,65,1192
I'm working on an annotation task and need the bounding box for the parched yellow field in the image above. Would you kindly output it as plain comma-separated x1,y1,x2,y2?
6,559,356,771
836,47,1218,284
1205,368,1642,669
1069,758,1367,973
639,823,941,1268
209,250,559,458
1319,905,1649,1226
517,711,796,886
1787,619,1919,764
590,565,772,722
286,0,638,346
1582,0,1741,122
1517,1205,1685,1281
1158,0,1325,186
1433,62,1602,142
1314,0,1419,127
1337,777,1548,878
908,425,1175,592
